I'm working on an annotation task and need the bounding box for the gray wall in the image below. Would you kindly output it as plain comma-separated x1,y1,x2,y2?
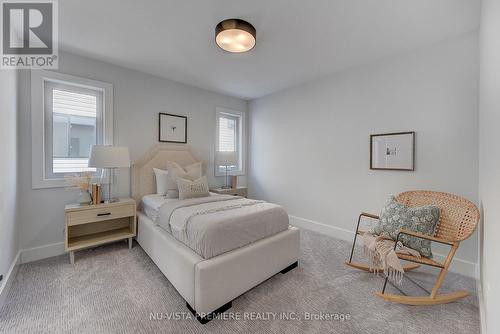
249,33,479,267
479,0,500,332
0,70,19,276
18,51,247,251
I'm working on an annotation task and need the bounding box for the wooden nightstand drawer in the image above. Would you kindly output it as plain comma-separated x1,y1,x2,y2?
67,204,135,226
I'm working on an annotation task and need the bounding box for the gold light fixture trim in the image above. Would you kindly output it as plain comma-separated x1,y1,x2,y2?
215,19,256,53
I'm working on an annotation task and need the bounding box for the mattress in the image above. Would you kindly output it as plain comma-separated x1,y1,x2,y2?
142,194,173,222
155,194,290,259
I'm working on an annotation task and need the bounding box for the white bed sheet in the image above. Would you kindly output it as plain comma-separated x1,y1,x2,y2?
142,194,176,222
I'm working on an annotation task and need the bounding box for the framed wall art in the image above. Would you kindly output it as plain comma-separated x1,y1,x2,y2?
159,113,187,143
370,131,415,171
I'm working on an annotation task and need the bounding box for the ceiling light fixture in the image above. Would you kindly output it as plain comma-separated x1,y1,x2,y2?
215,19,256,53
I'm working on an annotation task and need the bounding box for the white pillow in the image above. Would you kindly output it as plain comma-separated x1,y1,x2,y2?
177,176,210,200
166,161,202,193
153,168,169,195
166,190,179,199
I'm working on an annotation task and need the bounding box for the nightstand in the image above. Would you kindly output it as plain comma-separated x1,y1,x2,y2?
210,187,248,197
64,198,137,264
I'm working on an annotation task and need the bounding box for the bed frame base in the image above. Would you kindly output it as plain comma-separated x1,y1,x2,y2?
186,301,233,324
280,261,298,274
186,261,299,324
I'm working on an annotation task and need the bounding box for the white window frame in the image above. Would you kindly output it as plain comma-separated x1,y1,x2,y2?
215,107,246,177
31,70,113,189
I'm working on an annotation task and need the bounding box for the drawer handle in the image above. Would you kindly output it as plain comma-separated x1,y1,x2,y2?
97,212,111,217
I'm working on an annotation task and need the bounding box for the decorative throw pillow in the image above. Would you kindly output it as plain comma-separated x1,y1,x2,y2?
153,168,169,195
370,196,440,258
166,161,202,196
177,176,210,200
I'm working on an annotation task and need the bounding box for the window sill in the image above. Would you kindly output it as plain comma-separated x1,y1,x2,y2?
33,178,70,189
32,177,102,190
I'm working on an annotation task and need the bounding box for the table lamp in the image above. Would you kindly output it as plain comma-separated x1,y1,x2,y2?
89,145,130,203
215,151,238,189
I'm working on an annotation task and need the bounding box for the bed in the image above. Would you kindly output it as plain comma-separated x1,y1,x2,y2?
132,144,300,323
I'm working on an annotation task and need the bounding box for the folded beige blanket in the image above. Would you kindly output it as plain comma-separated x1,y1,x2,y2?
362,233,421,284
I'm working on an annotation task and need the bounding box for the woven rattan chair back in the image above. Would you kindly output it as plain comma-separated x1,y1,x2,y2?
396,190,479,242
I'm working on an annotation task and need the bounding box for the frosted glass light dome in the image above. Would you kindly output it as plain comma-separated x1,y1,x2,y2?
215,19,256,53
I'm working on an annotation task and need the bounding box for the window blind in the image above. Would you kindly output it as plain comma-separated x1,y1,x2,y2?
53,89,97,117
218,116,236,152
49,86,99,174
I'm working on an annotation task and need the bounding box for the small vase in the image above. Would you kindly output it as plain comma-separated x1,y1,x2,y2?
77,190,92,205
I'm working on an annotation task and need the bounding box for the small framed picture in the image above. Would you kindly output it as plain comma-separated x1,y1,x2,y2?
159,113,187,143
370,131,415,171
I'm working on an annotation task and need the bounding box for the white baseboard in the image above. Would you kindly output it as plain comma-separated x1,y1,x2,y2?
289,215,355,242
477,278,487,334
0,251,21,309
289,214,478,278
20,242,65,264
432,253,477,279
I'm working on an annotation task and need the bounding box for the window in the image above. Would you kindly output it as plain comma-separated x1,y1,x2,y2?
31,70,113,188
215,107,246,176
45,83,102,177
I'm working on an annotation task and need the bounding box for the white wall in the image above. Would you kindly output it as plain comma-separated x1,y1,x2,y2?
249,33,479,273
0,70,19,276
479,0,500,332
18,51,247,253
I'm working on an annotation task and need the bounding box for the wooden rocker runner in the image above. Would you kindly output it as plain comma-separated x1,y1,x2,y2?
345,190,480,305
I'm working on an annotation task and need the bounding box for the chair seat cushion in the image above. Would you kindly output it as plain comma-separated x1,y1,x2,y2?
370,196,440,258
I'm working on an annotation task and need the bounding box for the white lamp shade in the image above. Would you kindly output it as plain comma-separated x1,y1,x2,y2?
88,145,130,168
215,151,238,166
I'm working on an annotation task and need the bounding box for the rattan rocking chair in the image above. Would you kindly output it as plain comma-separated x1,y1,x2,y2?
345,190,480,305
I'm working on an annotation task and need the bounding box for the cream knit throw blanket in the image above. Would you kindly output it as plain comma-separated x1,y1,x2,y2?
362,233,421,284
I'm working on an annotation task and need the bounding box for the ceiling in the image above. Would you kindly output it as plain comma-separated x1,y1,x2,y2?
59,0,480,100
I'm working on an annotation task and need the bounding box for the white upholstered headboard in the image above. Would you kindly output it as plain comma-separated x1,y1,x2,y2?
131,143,198,206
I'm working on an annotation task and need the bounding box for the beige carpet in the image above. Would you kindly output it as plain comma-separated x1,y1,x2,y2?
0,229,479,334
